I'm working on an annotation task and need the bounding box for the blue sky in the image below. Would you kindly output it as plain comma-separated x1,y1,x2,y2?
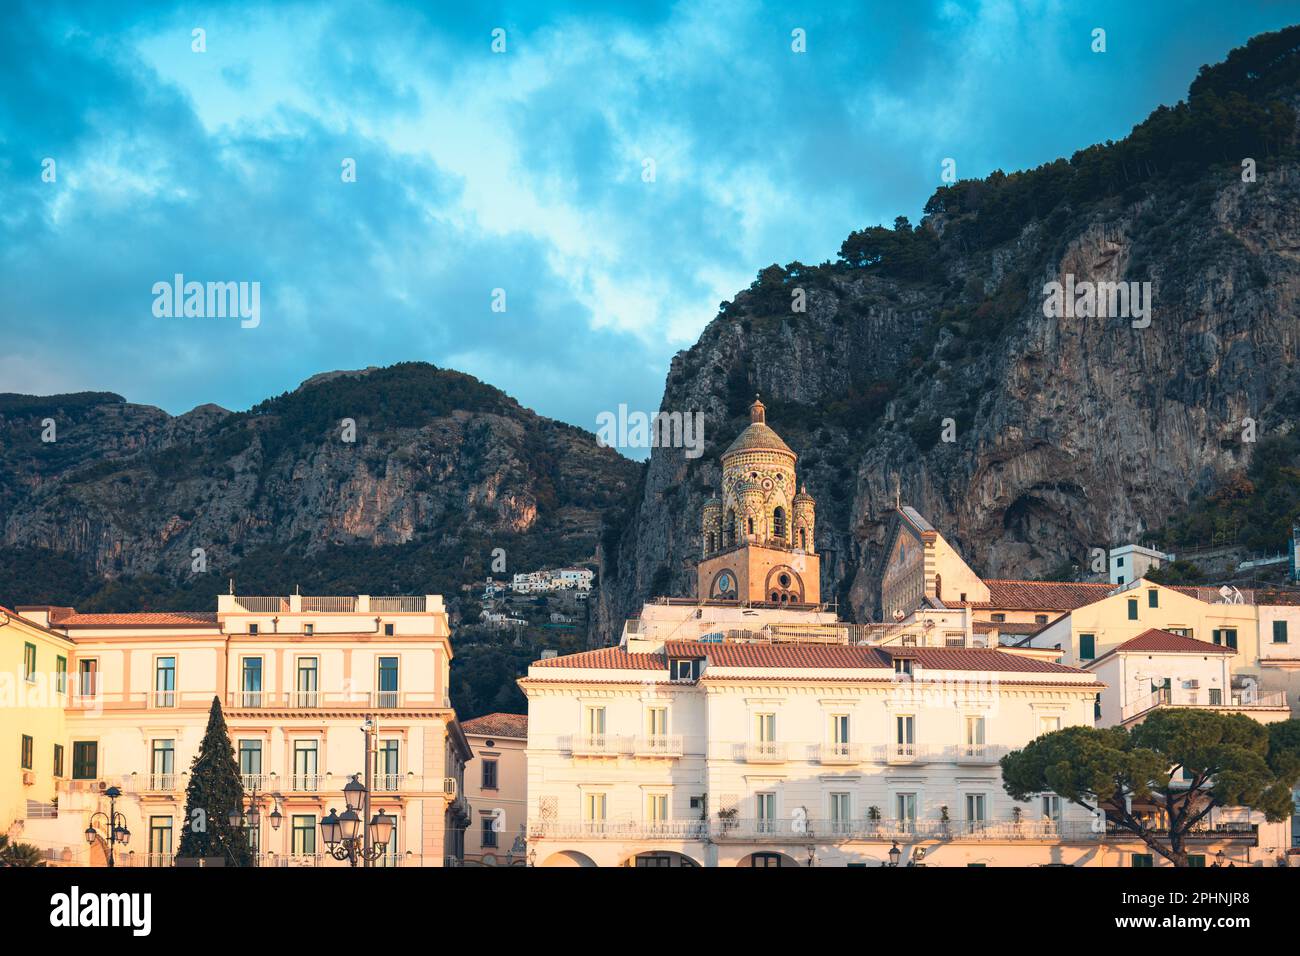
2,1,1296,449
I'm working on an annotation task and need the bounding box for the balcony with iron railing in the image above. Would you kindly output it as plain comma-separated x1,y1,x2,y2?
225,689,443,711
954,744,1010,765
566,734,628,757
878,743,932,765
1122,687,1290,723
708,818,1258,844
813,742,863,765
528,821,710,841
738,742,787,764
229,594,430,615
632,735,684,758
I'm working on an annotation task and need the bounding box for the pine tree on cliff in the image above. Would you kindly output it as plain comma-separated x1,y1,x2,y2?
177,696,251,866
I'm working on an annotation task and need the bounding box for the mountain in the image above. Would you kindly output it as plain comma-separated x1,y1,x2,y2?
593,26,1300,641
0,363,640,616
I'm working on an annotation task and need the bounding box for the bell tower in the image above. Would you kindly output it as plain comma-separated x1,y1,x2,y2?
697,397,819,605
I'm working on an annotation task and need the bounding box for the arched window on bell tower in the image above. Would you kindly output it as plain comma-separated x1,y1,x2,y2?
799,527,808,551
773,506,787,542
725,510,736,547
747,517,755,538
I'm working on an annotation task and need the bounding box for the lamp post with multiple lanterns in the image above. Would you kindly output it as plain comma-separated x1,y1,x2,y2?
85,786,130,868
228,778,284,866
319,716,396,867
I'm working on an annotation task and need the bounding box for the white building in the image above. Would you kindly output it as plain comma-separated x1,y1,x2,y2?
522,633,1119,867
1084,628,1290,727
1108,545,1170,586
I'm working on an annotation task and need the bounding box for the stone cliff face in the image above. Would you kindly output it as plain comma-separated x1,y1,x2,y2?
593,69,1300,642
0,365,638,602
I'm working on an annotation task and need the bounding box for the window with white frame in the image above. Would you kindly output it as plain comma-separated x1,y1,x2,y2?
584,705,606,743
1041,794,1062,823
584,792,607,828
895,715,915,755
964,715,985,756
646,706,667,737
965,793,987,826
646,792,669,824
895,792,917,825
756,792,776,832
830,792,851,833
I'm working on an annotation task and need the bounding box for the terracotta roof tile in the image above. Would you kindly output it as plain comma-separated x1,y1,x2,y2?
1255,590,1300,606
974,580,1113,611
54,611,220,627
532,647,666,670
1113,628,1236,655
673,641,1084,674
972,620,1042,634
460,713,528,738
667,641,890,669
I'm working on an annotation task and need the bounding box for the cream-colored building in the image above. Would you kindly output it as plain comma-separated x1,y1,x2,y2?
1028,579,1263,672
8,593,471,867
879,507,1114,640
1,607,75,852
461,712,528,866
1254,592,1300,715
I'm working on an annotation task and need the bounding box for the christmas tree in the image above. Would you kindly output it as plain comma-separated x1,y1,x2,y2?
177,696,252,866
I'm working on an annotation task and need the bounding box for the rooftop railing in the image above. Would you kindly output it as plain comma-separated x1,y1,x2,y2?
528,818,1258,845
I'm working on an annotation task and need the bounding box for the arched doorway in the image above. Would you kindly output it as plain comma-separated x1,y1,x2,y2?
737,851,801,867
622,851,700,868
540,850,598,867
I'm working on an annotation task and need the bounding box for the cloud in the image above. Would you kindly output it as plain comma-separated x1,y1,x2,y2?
1,0,1295,459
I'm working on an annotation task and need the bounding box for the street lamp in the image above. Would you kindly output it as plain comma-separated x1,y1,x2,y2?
318,713,397,867
85,786,130,867
888,842,901,867
228,778,283,865
319,790,396,866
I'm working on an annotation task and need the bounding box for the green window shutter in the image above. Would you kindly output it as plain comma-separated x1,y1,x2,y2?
1212,629,1221,645
1226,629,1237,649
1275,620,1289,643
1187,855,1205,867
1127,599,1138,620
1079,634,1096,660
1148,589,1158,608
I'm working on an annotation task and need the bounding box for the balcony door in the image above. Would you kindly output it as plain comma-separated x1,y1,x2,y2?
964,716,985,757
293,740,319,791
296,658,318,708
151,739,175,790
154,657,176,707
241,658,263,707
239,739,263,789
895,793,917,830
831,714,849,758
756,792,776,833
377,657,399,708
895,715,915,755
375,739,400,791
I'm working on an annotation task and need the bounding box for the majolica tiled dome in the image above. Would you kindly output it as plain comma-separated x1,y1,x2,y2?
722,397,795,459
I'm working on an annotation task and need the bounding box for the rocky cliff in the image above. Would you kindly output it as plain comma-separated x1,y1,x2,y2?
0,364,639,612
593,26,1300,641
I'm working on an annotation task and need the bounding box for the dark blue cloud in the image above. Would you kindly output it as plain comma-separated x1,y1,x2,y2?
1,0,1296,459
